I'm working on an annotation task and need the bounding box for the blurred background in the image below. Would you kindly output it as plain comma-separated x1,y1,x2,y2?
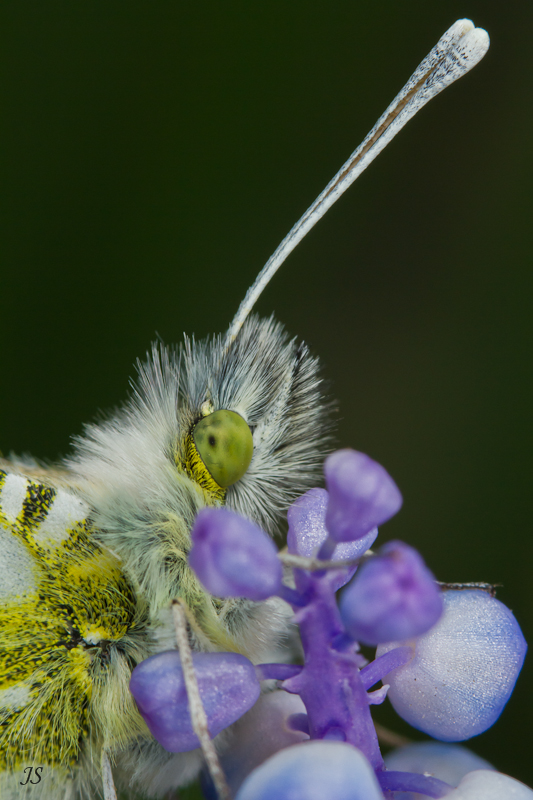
1,0,531,792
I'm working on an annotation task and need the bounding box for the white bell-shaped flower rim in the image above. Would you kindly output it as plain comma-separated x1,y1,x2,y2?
384,741,494,789
376,590,527,741
234,741,383,800
446,769,533,798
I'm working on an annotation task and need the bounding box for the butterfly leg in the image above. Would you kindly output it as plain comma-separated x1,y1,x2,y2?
62,779,75,800
101,750,118,800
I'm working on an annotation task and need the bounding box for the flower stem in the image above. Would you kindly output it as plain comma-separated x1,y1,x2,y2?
282,576,384,770
359,646,413,689
255,663,303,681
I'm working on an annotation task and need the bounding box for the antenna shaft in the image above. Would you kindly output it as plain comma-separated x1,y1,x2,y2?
225,19,489,347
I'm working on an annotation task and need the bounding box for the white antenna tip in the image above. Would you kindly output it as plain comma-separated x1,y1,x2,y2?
456,25,490,70
451,18,490,52
448,19,476,36
451,18,476,36
468,26,490,56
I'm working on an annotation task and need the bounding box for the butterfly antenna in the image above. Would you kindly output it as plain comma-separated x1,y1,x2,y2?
224,19,489,348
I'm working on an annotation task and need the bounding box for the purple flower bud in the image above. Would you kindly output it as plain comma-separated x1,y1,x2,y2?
215,691,309,797
385,742,494,798
324,450,402,543
339,541,443,645
189,507,283,600
234,741,384,800
129,650,260,752
447,770,533,799
287,488,377,590
376,590,528,741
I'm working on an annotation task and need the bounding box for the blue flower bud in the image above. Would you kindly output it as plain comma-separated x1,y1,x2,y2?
385,741,494,798
325,450,402,542
207,691,309,798
376,590,527,741
447,770,533,798
189,507,283,600
129,651,260,752
339,541,442,645
234,741,384,800
287,488,377,590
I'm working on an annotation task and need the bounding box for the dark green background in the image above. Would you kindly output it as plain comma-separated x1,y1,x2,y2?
1,0,531,793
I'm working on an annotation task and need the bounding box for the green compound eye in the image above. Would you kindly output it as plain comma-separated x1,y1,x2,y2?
193,409,253,488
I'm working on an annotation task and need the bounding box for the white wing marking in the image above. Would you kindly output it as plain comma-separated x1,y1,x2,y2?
33,489,89,547
0,474,28,522
0,682,32,713
0,523,36,599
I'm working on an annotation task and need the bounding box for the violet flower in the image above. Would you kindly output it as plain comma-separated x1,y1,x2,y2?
210,691,310,797
445,771,533,798
189,507,283,600
129,448,528,799
376,590,527,741
339,540,443,645
324,449,402,544
130,650,260,751
287,487,377,591
384,741,495,799
234,741,384,800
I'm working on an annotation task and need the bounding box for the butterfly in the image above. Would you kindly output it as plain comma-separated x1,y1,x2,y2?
0,19,488,800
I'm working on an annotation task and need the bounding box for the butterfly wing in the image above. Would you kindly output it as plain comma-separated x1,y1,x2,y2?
0,469,151,798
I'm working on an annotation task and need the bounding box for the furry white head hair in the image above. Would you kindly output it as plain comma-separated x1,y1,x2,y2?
67,315,332,628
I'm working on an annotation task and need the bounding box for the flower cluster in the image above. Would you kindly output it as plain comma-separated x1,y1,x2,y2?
130,449,528,799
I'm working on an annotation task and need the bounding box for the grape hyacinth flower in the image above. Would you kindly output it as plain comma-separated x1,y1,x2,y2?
211,691,310,797
130,650,261,752
324,449,403,545
235,740,384,800
384,741,496,800
287,487,378,591
188,507,283,601
129,448,528,799
443,771,533,798
339,540,443,645
376,590,527,742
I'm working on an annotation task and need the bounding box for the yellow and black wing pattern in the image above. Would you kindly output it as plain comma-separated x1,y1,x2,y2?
0,469,150,798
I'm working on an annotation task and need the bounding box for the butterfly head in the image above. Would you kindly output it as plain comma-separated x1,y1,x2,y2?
68,315,332,636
